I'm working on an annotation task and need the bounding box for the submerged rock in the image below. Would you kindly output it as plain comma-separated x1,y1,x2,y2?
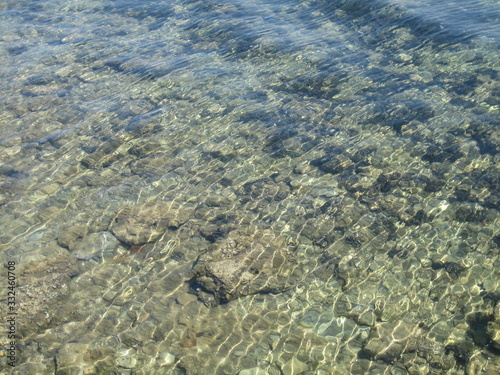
280,357,309,375
362,320,417,362
486,303,500,351
238,367,267,375
192,229,301,303
71,231,120,261
57,224,88,250
110,201,195,245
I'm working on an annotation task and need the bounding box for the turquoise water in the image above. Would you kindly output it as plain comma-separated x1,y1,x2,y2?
0,0,499,374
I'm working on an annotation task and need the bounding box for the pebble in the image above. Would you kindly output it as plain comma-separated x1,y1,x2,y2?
0,145,21,158
280,357,308,375
39,183,60,195
358,311,376,326
1,135,22,148
116,355,137,369
72,231,120,261
176,293,198,306
298,310,320,328
238,367,267,375
159,352,176,366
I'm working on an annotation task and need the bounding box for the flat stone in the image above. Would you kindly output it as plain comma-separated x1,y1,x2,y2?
57,224,88,250
56,342,92,374
110,201,195,244
116,355,137,369
363,321,415,361
71,231,119,260
318,316,358,339
192,229,301,303
159,352,176,366
358,311,376,326
280,357,308,375
299,310,321,328
238,368,267,375
488,303,500,350
176,293,198,306
39,183,60,195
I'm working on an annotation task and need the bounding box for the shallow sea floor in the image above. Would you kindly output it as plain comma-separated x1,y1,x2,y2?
0,0,499,374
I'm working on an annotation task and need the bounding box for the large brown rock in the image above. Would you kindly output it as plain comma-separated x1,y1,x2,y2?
110,201,195,245
192,229,301,303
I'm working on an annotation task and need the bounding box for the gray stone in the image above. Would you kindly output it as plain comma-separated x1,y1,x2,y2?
299,310,321,328
71,231,119,260
192,229,301,303
280,357,308,375
488,304,500,350
358,310,376,326
116,354,137,369
176,293,198,306
318,317,358,339
158,352,175,366
57,224,88,250
238,368,267,375
55,343,92,374
363,321,415,361
110,201,195,244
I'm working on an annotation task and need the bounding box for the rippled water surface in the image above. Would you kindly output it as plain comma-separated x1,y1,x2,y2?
1,0,499,374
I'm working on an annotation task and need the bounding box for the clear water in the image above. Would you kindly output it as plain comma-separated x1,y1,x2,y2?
0,0,499,374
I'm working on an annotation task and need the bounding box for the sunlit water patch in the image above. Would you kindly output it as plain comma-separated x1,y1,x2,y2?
0,0,499,374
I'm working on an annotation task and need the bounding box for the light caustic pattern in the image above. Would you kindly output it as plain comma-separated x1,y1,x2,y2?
0,0,499,374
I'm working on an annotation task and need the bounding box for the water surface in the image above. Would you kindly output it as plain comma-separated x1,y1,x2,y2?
0,0,499,374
